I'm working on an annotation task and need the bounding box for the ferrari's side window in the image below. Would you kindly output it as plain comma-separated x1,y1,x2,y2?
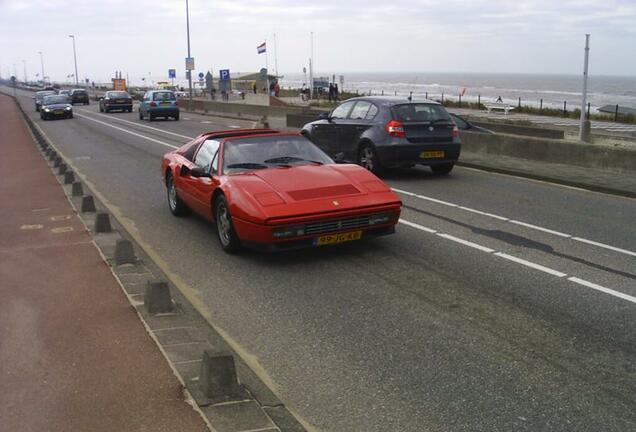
194,139,221,173
182,141,200,161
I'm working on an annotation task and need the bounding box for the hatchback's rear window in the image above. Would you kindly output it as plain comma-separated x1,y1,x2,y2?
153,92,176,101
392,104,451,123
108,91,129,98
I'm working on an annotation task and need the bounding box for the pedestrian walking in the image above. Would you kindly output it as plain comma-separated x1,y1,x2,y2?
334,83,340,102
328,83,334,102
252,82,257,94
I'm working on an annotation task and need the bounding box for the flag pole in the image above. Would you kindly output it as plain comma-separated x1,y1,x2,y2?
265,38,270,96
273,33,278,78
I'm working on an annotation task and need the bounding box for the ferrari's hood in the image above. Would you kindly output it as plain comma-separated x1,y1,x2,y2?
228,164,400,223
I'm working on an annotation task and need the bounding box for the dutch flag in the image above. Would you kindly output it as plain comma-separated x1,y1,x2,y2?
257,42,266,54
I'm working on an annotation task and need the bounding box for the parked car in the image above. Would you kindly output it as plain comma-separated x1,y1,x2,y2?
449,113,493,134
34,90,57,111
40,95,73,120
99,90,133,113
69,88,90,105
301,96,461,175
139,90,179,121
58,89,71,96
161,129,402,253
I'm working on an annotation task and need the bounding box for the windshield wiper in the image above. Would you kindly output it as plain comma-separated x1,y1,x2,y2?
263,156,324,165
226,162,268,170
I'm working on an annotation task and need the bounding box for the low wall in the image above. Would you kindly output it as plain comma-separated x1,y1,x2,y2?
471,121,565,139
460,131,636,172
287,112,323,128
189,99,311,118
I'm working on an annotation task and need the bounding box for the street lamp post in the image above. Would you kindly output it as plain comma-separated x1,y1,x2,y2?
579,34,591,142
185,0,193,111
38,51,45,85
22,59,27,83
69,35,79,86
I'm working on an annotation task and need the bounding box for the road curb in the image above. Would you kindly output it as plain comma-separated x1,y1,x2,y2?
9,92,308,432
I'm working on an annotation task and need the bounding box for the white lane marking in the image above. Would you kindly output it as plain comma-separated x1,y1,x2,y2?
398,218,437,233
568,277,636,304
494,252,568,277
400,218,636,304
392,187,457,207
571,237,636,258
76,109,194,140
458,206,509,221
393,188,636,257
75,113,179,149
228,125,241,129
201,120,213,124
509,220,571,238
436,233,496,253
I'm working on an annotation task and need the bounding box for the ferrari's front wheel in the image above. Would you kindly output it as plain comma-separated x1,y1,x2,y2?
214,195,241,254
166,173,188,216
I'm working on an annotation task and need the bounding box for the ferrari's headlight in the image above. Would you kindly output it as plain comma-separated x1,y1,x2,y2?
273,226,305,239
369,214,391,225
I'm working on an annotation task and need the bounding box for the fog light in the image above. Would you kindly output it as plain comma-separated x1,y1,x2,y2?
273,226,305,239
369,214,390,225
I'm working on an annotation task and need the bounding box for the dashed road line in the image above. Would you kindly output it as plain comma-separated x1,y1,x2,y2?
393,188,636,257
74,113,179,149
399,218,634,305
76,109,194,140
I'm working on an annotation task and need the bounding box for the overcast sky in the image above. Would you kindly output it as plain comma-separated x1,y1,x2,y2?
1,0,634,84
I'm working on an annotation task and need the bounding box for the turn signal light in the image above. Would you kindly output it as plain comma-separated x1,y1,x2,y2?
385,120,406,138
149,101,157,107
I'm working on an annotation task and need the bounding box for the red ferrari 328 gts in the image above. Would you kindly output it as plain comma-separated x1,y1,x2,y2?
161,129,402,253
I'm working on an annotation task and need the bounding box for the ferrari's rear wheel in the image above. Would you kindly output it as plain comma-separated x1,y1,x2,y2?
214,195,241,254
166,173,188,216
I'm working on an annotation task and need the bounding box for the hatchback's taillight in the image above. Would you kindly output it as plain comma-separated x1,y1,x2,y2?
385,120,406,138
149,101,157,107
452,125,459,139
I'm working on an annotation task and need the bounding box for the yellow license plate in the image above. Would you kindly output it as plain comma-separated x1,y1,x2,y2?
420,151,445,159
315,230,362,246
54,110,64,114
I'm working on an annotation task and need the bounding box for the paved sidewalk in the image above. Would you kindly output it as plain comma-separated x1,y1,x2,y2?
0,94,208,431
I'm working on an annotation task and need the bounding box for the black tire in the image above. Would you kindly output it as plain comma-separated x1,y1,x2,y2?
128,107,133,113
99,105,103,112
104,107,109,113
68,113,73,119
40,113,45,120
174,113,180,121
214,195,241,254
431,163,455,175
166,172,188,216
357,142,382,174
85,101,89,105
149,113,155,122
139,110,144,120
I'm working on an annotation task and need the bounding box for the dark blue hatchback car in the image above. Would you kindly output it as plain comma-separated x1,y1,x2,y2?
301,96,461,174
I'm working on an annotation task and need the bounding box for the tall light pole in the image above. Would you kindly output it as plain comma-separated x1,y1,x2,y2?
579,34,591,142
38,51,45,85
22,59,27,83
69,35,79,86
185,0,193,110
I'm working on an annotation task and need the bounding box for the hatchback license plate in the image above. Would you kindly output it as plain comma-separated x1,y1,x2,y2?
420,151,445,159
160,102,171,106
315,230,362,246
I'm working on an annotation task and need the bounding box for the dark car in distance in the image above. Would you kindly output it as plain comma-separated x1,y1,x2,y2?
99,91,133,113
301,97,461,175
34,90,57,111
69,88,90,105
449,113,493,134
40,95,73,120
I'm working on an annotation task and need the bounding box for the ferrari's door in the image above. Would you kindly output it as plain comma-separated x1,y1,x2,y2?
182,138,221,220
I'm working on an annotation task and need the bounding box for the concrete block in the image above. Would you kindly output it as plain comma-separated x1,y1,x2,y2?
114,239,136,265
57,163,67,175
72,182,84,196
81,195,96,213
144,280,174,315
49,151,57,161
64,171,75,184
199,351,243,404
53,157,62,167
94,212,112,233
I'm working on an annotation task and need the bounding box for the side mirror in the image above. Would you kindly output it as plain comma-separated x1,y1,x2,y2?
190,166,211,178
318,112,330,121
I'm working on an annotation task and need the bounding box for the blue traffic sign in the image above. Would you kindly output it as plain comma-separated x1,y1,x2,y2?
219,69,230,81
198,72,204,79
168,69,176,79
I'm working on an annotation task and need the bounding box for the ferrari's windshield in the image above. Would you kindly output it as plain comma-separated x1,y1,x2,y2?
223,136,333,173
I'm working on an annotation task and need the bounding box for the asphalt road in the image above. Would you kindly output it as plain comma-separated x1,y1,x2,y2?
10,88,636,431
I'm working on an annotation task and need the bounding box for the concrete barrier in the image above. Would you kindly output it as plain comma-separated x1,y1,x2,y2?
471,121,565,139
187,98,313,119
460,131,636,172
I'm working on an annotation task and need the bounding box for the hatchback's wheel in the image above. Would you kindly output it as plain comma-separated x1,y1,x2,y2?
174,113,180,121
149,113,155,122
431,163,455,175
214,195,241,253
166,173,188,216
358,143,381,174
99,105,103,112
139,110,144,120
